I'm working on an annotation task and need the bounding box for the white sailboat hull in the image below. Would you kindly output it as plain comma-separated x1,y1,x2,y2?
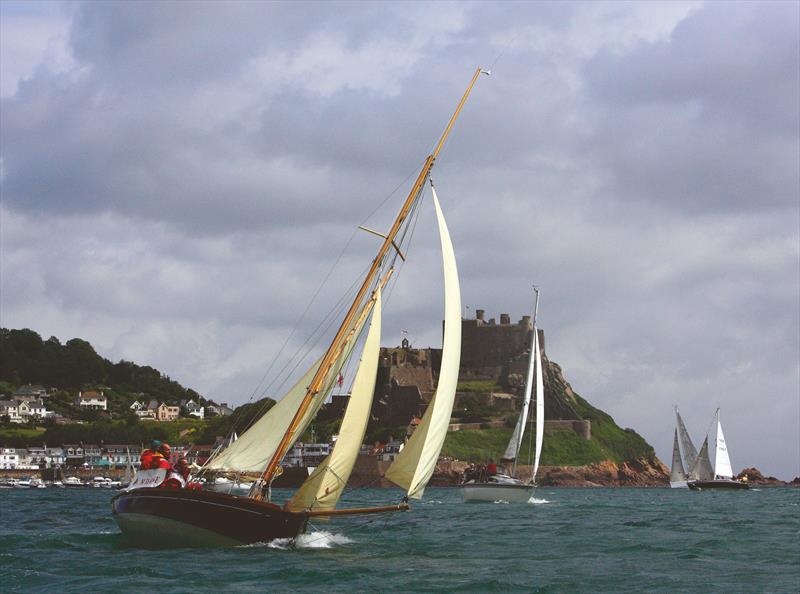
460,482,536,503
669,480,688,489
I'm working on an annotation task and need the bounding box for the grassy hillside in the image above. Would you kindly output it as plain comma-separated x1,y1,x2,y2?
441,415,656,467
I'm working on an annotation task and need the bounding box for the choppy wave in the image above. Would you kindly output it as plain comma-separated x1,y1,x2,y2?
527,496,550,504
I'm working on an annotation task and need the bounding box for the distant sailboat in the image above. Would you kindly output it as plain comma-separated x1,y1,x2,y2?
460,287,543,503
670,407,748,491
111,68,485,546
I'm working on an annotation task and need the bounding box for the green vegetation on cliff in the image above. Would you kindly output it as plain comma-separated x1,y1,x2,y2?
441,399,657,467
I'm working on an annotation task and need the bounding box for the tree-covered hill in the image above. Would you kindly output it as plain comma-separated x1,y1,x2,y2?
0,328,203,407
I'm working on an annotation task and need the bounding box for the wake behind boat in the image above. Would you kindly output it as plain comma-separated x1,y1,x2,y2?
460,287,544,503
670,407,748,491
112,68,488,547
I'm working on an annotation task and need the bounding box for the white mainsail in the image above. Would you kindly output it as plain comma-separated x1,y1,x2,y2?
531,323,545,482
286,289,383,513
713,409,733,479
205,310,371,475
385,185,461,499
503,301,537,463
670,428,686,483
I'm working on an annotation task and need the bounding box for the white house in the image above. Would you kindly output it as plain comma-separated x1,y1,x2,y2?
0,400,22,423
0,447,19,469
76,390,107,410
378,441,404,462
18,399,49,420
188,407,204,419
129,400,144,411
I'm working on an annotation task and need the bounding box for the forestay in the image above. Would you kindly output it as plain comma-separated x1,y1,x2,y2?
385,186,461,499
286,289,383,513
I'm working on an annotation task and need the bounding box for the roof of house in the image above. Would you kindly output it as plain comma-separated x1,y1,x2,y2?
79,391,106,400
14,385,46,395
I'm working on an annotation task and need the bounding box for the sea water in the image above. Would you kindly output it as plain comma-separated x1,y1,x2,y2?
0,486,797,593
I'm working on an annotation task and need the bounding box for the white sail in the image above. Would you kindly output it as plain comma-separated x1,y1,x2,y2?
670,428,686,483
675,408,699,471
205,310,371,475
286,289,383,513
713,409,733,479
688,435,714,481
503,308,537,462
532,325,545,482
385,186,461,499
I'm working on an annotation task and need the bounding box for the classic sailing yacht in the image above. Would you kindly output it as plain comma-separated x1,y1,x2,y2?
111,68,487,546
460,288,544,503
670,407,748,491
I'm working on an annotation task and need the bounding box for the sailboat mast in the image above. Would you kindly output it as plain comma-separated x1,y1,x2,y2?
256,67,487,493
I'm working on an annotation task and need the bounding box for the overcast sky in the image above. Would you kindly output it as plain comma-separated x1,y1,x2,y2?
1,1,798,478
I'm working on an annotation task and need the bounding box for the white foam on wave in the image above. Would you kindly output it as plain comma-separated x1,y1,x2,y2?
527,497,550,505
493,500,510,505
241,530,353,550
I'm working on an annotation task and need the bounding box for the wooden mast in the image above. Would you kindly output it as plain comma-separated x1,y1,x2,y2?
254,67,486,498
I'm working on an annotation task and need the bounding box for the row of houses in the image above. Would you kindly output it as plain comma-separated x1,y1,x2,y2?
0,437,405,470
0,385,235,424
128,399,234,421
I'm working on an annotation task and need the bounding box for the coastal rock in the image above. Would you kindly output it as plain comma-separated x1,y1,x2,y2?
431,456,669,487
535,457,669,487
736,467,788,486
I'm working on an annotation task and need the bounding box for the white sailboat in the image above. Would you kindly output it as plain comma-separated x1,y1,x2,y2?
112,68,485,546
670,407,748,490
460,287,543,503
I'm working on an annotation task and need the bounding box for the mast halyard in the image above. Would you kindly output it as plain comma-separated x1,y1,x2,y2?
253,68,486,498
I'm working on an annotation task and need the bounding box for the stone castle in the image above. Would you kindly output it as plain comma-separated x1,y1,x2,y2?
349,309,591,438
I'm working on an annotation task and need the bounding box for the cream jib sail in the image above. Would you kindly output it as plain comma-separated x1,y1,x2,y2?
384,186,461,500
286,288,383,513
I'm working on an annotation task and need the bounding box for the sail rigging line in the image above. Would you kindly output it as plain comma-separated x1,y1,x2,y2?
222,159,425,442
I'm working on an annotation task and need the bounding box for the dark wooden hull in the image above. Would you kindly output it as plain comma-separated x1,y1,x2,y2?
111,488,308,547
687,479,749,491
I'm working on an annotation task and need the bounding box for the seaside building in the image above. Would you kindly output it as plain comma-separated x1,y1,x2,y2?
156,403,180,422
0,448,20,469
76,390,107,411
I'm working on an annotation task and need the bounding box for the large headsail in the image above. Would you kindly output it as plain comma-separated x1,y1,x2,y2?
205,306,372,475
675,408,699,471
286,289,383,513
503,292,538,464
384,185,461,499
688,435,714,481
713,409,733,479
670,428,686,483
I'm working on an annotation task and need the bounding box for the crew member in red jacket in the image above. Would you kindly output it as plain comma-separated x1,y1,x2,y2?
140,440,163,470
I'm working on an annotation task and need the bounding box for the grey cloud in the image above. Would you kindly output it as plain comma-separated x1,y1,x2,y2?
1,1,798,478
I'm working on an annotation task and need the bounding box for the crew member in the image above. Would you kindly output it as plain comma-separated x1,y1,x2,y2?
486,459,498,477
140,440,162,470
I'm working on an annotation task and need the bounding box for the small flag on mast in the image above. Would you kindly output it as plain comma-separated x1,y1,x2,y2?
337,372,344,387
